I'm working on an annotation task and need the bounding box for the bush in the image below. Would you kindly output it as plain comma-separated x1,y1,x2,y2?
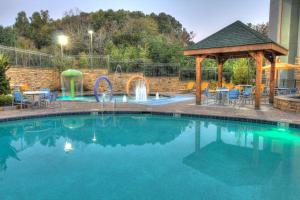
144,64,179,77
78,52,89,68
179,69,195,81
0,54,10,95
0,94,12,106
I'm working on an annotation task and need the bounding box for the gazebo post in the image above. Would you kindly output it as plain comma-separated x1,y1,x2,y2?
254,51,263,109
269,55,276,104
217,57,223,87
195,55,205,105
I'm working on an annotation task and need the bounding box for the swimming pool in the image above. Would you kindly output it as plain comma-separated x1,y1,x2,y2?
0,114,300,200
57,94,194,105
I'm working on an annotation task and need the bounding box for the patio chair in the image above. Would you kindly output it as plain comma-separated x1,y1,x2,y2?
261,87,269,103
47,91,62,108
12,91,31,109
179,82,195,93
289,88,298,95
240,87,253,105
40,88,51,108
204,87,216,104
228,89,240,105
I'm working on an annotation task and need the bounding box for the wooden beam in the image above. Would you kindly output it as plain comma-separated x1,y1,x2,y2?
195,55,206,105
253,51,263,109
269,54,276,104
217,57,225,87
184,43,288,57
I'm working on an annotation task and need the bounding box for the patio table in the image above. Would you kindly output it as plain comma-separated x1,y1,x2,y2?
216,88,229,105
23,91,49,107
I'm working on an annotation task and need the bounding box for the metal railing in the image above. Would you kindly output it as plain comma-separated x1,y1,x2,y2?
0,44,110,69
0,45,54,67
296,56,300,65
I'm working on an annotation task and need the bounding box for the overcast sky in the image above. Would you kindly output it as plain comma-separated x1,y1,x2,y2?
0,0,270,41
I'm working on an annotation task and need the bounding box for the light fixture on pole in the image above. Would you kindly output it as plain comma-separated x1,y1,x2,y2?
88,30,94,69
58,35,68,57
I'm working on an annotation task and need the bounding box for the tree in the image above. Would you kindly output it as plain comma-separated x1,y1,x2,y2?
0,26,16,46
0,54,10,95
14,11,31,38
231,58,255,85
30,10,53,48
247,22,269,37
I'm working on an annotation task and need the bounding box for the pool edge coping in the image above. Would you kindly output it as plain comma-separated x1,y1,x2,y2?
1,110,300,129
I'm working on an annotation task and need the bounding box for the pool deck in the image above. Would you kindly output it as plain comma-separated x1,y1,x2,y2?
1,98,300,126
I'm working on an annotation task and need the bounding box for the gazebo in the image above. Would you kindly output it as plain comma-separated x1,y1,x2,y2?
184,21,288,109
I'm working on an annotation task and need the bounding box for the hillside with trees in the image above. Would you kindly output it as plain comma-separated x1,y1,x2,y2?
0,9,269,84
0,9,194,65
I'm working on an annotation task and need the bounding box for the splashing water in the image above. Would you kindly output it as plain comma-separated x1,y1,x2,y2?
156,92,160,100
135,80,147,101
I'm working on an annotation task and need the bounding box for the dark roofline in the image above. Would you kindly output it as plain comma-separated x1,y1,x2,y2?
184,20,288,56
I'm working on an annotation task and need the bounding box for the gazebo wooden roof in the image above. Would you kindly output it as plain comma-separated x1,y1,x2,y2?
184,20,288,109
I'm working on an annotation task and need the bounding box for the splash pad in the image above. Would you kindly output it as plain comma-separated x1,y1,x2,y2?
126,76,150,101
61,69,83,98
94,76,113,102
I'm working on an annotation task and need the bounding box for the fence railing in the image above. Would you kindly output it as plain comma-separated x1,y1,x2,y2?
296,56,300,65
0,45,54,67
0,44,110,69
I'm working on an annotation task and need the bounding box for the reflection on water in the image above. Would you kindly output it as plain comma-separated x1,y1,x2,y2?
0,114,300,200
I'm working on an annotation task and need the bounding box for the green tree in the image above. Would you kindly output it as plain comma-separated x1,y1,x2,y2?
78,52,89,67
0,54,10,95
0,26,16,46
14,11,31,38
231,58,255,85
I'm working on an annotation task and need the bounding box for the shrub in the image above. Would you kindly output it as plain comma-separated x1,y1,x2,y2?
0,54,10,95
179,69,195,81
79,52,89,68
0,94,12,106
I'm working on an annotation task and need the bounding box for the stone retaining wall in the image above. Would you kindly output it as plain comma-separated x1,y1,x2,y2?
6,67,60,90
6,67,189,93
274,95,300,113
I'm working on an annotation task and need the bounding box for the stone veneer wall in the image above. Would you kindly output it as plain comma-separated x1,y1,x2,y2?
6,67,188,93
274,96,300,113
6,67,60,90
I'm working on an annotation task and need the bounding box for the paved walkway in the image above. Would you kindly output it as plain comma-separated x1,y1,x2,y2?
1,99,299,125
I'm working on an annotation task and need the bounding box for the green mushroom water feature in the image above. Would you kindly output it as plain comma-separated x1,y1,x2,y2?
61,69,83,98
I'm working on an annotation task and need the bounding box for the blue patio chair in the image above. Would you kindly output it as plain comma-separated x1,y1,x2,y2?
216,87,229,104
47,91,62,108
228,89,240,105
205,87,216,104
12,91,31,109
41,88,51,99
241,87,253,105
289,88,298,95
39,88,51,108
262,87,269,103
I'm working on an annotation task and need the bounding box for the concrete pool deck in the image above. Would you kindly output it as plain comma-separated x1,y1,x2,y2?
1,98,300,126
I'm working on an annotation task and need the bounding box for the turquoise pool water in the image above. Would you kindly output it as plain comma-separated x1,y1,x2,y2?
57,95,194,105
0,114,300,200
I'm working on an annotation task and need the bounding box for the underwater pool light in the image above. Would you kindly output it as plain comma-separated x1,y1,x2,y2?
64,141,73,152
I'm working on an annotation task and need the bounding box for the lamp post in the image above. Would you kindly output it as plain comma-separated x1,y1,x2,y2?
88,30,94,69
58,35,68,57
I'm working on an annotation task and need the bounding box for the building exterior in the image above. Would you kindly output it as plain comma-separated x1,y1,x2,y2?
269,0,300,87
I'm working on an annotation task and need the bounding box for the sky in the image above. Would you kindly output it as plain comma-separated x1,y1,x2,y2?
0,0,270,41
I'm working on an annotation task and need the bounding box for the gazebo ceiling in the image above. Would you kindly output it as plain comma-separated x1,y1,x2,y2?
184,21,288,58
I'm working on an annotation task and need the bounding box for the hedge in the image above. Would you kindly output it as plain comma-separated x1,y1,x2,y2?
0,94,12,106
